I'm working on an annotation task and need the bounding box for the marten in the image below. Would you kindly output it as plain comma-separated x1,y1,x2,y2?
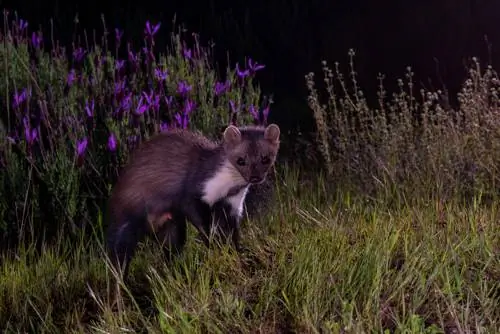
105,123,281,279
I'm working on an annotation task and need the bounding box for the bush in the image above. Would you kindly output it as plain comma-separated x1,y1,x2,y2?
306,49,500,202
0,10,274,250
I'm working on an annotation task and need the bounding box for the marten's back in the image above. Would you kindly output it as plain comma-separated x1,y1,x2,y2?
108,129,219,220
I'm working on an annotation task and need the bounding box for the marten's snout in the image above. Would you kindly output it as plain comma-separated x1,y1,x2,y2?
249,175,263,184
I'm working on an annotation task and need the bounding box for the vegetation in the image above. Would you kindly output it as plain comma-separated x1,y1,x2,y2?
0,10,499,333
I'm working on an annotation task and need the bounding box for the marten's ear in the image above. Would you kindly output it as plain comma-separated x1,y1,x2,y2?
223,125,242,146
264,123,280,144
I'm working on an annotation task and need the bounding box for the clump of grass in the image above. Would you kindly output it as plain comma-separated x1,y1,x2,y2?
306,49,500,202
0,164,498,332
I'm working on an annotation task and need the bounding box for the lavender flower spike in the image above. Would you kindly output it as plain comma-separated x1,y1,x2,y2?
76,138,88,157
108,133,117,151
144,21,161,38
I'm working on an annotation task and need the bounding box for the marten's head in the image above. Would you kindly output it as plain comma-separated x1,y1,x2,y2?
223,123,281,185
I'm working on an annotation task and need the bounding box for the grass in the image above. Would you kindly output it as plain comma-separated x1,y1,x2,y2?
1,165,499,333
1,9,500,334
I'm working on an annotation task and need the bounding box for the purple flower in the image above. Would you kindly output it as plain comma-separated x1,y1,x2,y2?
135,96,148,115
151,94,161,112
174,112,189,129
154,67,168,82
127,49,139,72
160,121,169,132
248,58,265,74
114,80,126,96
183,99,196,115
23,117,37,145
248,104,270,124
121,93,132,111
108,133,117,151
76,137,88,157
13,88,29,109
142,90,160,112
18,19,28,32
31,31,42,49
85,99,94,118
262,105,270,122
177,81,192,96
115,28,123,45
249,105,259,121
75,137,88,166
115,60,125,72
235,63,250,79
214,80,230,96
141,90,152,104
25,127,37,145
128,50,138,64
164,96,174,107
229,100,240,113
73,47,85,63
67,69,76,86
144,21,161,39
183,48,192,59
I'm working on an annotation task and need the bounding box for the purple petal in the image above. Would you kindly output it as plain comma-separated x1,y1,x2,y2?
76,138,88,156
108,133,117,151
153,23,161,35
229,100,239,113
184,99,196,114
85,99,94,117
236,63,250,78
115,28,123,43
174,113,182,127
249,105,259,120
67,69,76,86
262,106,270,120
115,60,125,71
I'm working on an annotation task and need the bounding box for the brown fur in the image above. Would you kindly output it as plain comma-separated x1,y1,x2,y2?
108,129,218,225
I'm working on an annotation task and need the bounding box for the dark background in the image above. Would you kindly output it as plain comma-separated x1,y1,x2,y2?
1,0,499,140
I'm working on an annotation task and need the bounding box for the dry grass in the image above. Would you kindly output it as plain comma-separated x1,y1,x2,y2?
306,50,500,203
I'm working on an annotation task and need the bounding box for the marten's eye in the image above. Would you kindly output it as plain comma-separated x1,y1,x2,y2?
261,156,270,165
237,157,246,166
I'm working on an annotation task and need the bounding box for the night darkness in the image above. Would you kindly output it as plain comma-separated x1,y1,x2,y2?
1,0,499,137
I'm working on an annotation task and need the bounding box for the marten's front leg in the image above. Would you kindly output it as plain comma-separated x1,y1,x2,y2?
210,200,244,252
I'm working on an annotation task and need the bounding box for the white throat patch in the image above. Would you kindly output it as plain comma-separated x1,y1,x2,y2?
225,185,250,218
201,160,249,209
